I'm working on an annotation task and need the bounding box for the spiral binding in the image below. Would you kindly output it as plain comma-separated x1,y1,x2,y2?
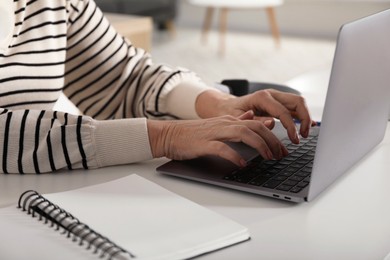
17,190,136,260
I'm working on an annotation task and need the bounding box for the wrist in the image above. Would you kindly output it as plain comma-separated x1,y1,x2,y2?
195,90,235,118
147,120,174,158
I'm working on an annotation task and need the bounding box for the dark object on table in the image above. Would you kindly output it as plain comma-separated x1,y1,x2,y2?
221,79,301,96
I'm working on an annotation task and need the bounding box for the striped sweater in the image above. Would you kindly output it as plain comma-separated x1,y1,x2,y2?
0,0,210,174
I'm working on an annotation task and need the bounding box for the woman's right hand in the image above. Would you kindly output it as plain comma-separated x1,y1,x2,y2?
147,111,288,167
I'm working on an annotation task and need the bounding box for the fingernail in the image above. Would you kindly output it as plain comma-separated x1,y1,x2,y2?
240,159,247,168
267,150,273,160
282,146,289,156
278,148,283,160
295,131,300,143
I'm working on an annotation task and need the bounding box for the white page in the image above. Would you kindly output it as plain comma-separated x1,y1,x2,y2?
0,206,97,259
0,174,249,260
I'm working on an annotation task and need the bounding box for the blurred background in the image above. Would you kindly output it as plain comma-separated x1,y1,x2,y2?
94,0,390,87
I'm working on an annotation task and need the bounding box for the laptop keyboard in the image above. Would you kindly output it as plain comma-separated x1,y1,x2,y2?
222,133,318,193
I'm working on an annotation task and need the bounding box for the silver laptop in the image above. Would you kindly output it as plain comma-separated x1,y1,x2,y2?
157,9,390,203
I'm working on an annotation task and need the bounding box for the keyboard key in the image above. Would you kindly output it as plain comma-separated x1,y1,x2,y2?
301,166,312,173
283,180,299,186
278,160,292,165
297,181,310,188
290,186,303,193
276,184,293,191
280,171,295,177
289,175,305,182
282,157,297,162
298,159,312,165
295,150,308,154
222,134,319,190
273,175,288,181
273,164,287,170
291,161,307,167
261,172,277,178
266,169,280,175
262,180,282,189
285,166,299,172
249,177,269,186
295,171,311,177
263,160,277,166
288,153,302,159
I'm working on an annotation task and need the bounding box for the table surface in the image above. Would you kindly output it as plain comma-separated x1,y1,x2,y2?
1,69,390,260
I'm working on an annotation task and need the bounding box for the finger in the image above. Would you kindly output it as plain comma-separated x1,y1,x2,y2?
281,144,289,157
237,128,275,160
205,141,247,167
269,91,312,138
254,91,299,144
290,111,314,138
264,119,275,129
238,110,254,120
213,124,273,160
253,116,275,130
244,121,285,160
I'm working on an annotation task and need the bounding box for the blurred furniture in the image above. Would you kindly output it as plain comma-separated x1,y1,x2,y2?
105,13,153,51
189,0,284,56
95,0,177,35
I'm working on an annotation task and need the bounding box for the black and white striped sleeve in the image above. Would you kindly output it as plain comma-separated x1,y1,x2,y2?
0,108,152,174
0,0,214,174
63,0,211,120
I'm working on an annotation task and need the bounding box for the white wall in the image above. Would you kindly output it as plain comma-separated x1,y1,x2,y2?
177,0,390,39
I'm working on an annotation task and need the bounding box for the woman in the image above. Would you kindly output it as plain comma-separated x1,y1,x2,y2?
0,0,312,174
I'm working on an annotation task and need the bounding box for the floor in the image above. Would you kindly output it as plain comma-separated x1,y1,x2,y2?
151,28,336,86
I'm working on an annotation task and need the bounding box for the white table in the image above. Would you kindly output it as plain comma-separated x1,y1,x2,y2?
1,70,390,260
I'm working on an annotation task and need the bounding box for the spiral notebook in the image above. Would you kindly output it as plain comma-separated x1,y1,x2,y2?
0,174,250,260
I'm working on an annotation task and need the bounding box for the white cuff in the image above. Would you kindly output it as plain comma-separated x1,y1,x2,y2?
92,118,153,167
165,80,217,119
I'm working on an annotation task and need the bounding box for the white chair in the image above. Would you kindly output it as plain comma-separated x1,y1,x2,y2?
189,0,284,56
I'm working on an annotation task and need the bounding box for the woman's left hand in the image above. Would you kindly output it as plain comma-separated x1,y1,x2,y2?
195,89,313,144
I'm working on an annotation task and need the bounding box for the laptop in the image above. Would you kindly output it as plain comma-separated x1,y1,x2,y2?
156,9,390,203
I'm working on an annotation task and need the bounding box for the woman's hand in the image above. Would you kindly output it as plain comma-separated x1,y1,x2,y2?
195,89,313,144
147,111,288,167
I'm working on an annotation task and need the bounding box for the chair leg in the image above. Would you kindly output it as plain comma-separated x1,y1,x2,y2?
201,7,214,44
219,8,229,56
266,7,281,48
